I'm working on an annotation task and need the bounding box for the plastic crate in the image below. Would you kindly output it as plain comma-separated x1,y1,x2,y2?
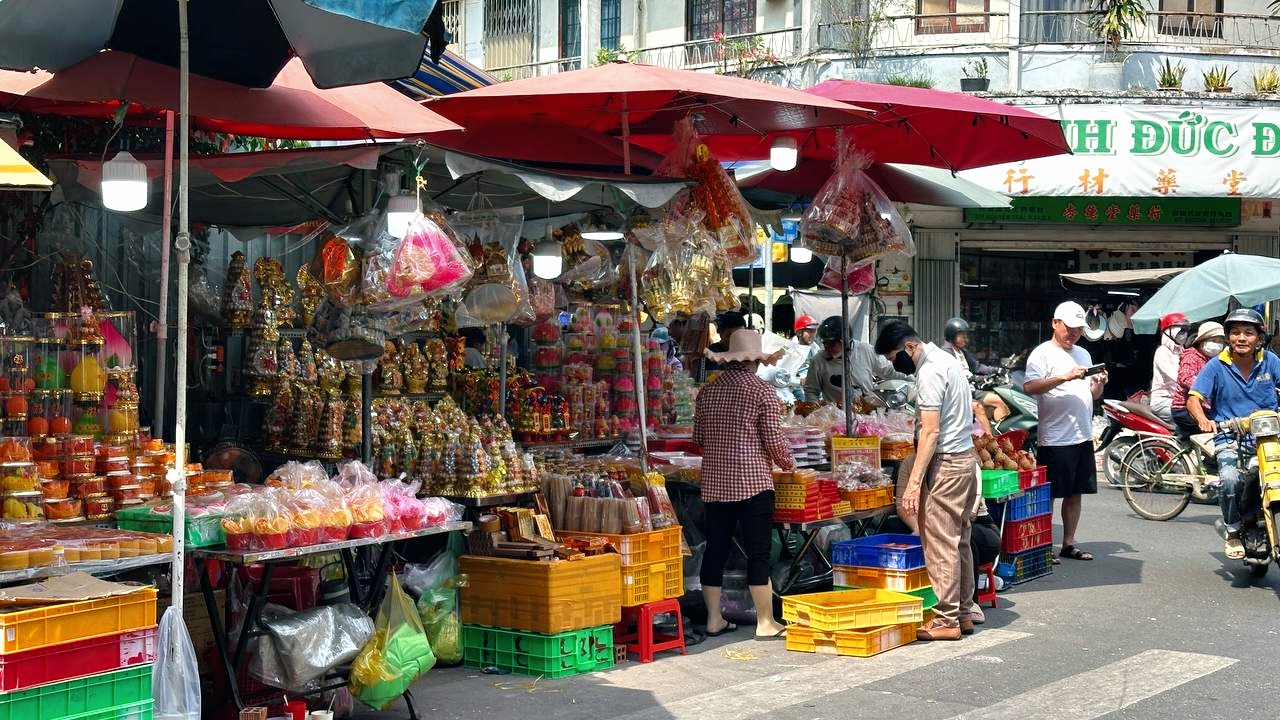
831,534,925,570
460,554,622,634
981,469,1020,499
238,565,320,611
781,589,923,632
0,626,156,693
0,587,157,655
1002,514,1053,554
831,565,931,593
461,625,614,678
906,585,937,610
1006,484,1053,522
555,527,682,567
0,664,152,720
840,485,894,511
996,545,1054,585
115,506,223,548
620,560,682,607
785,622,918,657
1018,465,1047,491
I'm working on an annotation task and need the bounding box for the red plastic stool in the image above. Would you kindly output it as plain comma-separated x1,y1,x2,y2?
613,598,687,663
976,563,998,608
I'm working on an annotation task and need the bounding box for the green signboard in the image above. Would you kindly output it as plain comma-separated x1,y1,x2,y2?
964,196,1241,227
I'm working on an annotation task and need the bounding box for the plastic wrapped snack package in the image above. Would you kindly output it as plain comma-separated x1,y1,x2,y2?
391,213,474,298
800,144,915,264
454,207,531,324
819,256,877,294
344,475,389,539
264,460,328,491
381,479,427,532
221,491,290,552
312,477,354,542
285,487,327,547
309,232,363,308
350,575,435,711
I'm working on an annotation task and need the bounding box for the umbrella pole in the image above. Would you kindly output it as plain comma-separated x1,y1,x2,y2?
154,110,174,439
841,253,853,436
171,0,191,614
620,96,648,472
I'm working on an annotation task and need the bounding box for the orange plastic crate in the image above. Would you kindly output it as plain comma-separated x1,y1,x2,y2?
785,622,919,657
556,526,682,567
832,565,932,593
840,485,894,511
0,588,157,655
620,560,683,606
460,554,622,634
782,589,923,632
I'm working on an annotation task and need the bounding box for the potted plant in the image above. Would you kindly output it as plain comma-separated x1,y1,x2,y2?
961,58,990,91
1156,58,1185,90
1253,66,1280,94
1203,65,1236,92
1088,0,1148,88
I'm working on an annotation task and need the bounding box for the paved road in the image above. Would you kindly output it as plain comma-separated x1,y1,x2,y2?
367,483,1280,720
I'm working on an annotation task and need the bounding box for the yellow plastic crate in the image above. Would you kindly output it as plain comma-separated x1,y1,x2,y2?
840,485,894,511
556,526,683,567
832,565,932,593
0,587,157,654
781,588,922,632
785,622,919,657
621,560,683,606
460,554,622,634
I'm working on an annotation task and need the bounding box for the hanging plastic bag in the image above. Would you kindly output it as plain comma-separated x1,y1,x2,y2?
557,226,618,292
819,257,877,294
392,212,475,299
350,575,436,711
407,535,466,666
454,207,531,324
800,143,915,264
153,606,201,720
310,232,364,308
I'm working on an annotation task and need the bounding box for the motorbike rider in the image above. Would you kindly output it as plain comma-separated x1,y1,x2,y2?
790,315,820,393
805,316,909,406
1186,308,1280,560
1150,313,1192,423
941,318,1000,378
1170,321,1225,436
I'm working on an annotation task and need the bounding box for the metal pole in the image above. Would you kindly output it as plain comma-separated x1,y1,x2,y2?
171,0,191,617
154,110,173,438
841,253,853,437
361,371,373,464
763,231,773,336
498,323,508,413
629,245,648,473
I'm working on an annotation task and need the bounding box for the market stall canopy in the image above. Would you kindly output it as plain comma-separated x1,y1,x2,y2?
45,143,690,227
1131,253,1280,333
734,159,1012,209
425,61,876,171
390,49,496,100
0,51,462,140
637,79,1071,171
430,116,666,174
0,138,51,189
1060,267,1187,286
0,0,443,88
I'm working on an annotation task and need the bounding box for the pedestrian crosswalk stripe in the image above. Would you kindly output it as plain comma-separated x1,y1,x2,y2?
609,628,1032,720
945,649,1237,720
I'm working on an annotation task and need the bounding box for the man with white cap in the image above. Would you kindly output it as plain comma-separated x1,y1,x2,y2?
1024,301,1108,563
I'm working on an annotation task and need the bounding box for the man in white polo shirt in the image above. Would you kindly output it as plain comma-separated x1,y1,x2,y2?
876,321,977,641
1024,301,1108,563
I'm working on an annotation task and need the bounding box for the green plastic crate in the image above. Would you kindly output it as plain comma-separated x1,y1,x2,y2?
462,625,614,678
116,506,225,548
981,469,1020,499
0,664,152,720
836,585,937,611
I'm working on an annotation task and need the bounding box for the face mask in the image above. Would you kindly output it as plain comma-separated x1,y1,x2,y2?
1201,341,1225,356
892,347,917,375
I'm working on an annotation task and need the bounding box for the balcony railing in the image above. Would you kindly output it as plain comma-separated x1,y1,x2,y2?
818,13,1011,54
1020,8,1280,49
633,28,803,71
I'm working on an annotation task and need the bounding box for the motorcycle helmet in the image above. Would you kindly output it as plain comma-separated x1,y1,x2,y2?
1223,307,1265,333
1158,312,1189,333
794,314,818,333
1158,312,1191,345
818,317,844,345
944,317,971,343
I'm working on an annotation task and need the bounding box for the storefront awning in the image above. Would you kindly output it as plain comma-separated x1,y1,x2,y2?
1059,267,1187,286
390,49,496,100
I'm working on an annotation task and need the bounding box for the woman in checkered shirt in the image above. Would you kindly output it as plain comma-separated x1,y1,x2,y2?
694,330,796,640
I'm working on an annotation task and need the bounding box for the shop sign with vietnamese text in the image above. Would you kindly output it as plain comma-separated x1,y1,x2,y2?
964,196,1241,226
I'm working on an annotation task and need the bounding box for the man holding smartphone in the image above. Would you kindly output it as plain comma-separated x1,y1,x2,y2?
1024,301,1108,562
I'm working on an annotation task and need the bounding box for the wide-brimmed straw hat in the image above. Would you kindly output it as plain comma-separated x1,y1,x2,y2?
705,330,779,365
1193,321,1225,345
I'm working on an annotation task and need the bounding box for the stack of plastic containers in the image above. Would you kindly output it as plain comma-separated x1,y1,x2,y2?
781,586,924,657
996,482,1054,584
0,585,157,719
832,533,937,613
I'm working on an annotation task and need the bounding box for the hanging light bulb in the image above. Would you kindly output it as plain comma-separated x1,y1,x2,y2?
790,234,813,264
580,218,625,241
386,193,417,239
770,136,799,172
100,151,148,212
532,238,563,279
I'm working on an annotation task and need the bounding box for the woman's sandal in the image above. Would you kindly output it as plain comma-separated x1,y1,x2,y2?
705,622,738,637
1060,544,1094,561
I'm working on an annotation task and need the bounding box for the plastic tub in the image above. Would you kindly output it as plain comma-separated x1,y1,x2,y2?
781,589,923,632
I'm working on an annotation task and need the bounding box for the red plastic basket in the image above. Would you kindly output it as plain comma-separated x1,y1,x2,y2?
1002,514,1053,554
237,565,321,611
0,626,157,693
995,429,1027,453
1018,465,1047,491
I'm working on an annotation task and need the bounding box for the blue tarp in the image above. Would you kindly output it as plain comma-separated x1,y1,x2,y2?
303,0,439,33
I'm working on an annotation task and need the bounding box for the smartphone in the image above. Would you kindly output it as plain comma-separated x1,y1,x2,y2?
1084,363,1106,376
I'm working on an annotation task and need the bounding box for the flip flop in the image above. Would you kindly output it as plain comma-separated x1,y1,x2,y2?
705,622,738,637
1060,545,1094,561
755,628,787,641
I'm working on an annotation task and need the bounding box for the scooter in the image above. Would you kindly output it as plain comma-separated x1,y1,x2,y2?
976,368,1039,446
1098,395,1164,488
1218,411,1280,577
1100,396,1219,505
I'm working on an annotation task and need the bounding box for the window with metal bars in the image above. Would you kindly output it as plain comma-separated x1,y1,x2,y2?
686,0,757,41
916,0,989,34
560,0,581,61
601,0,622,50
483,0,538,68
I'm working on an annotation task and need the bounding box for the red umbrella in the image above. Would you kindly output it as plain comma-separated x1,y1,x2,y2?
634,79,1070,172
426,61,875,173
0,50,461,140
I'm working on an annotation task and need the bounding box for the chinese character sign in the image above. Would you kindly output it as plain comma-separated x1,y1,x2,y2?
961,105,1280,197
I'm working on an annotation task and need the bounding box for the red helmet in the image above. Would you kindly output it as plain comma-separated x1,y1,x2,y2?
1159,312,1189,332
794,315,818,333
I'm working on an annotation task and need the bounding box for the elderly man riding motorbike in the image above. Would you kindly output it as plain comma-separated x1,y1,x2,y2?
1186,308,1280,560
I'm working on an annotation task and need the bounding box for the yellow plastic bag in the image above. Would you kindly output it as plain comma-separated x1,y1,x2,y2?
350,575,436,710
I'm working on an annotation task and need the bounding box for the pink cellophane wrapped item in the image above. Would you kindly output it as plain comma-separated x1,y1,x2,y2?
402,213,474,297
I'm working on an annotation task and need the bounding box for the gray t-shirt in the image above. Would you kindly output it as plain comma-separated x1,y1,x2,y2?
915,343,975,454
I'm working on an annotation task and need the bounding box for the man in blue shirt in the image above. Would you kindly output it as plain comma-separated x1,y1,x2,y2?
1187,308,1280,560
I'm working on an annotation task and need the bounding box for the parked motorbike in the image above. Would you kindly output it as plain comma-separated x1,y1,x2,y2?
974,369,1038,446
1102,395,1220,515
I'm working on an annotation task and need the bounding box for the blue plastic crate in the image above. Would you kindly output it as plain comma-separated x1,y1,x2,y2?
996,545,1054,585
832,534,925,570
1005,484,1052,522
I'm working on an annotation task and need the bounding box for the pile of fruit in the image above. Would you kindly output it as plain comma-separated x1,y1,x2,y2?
975,434,1036,471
